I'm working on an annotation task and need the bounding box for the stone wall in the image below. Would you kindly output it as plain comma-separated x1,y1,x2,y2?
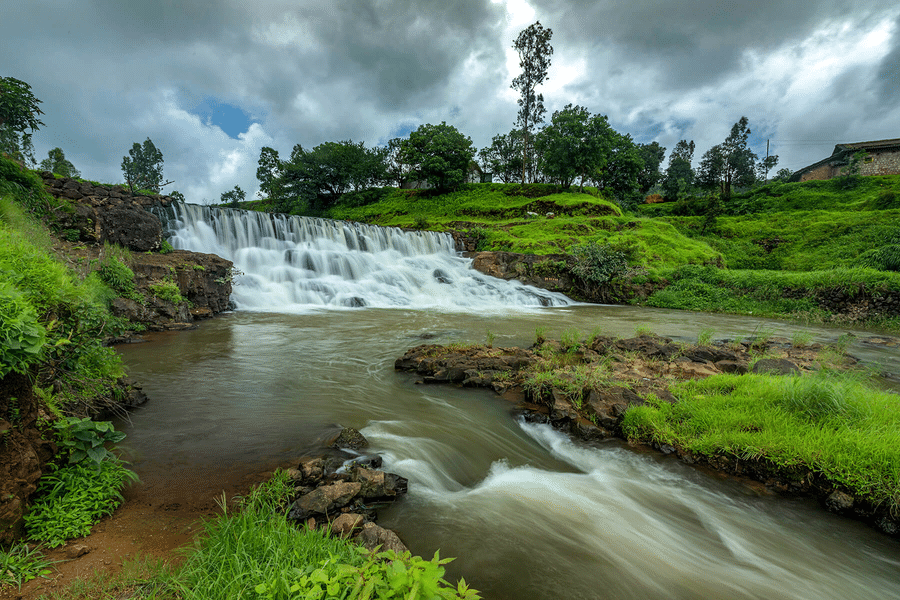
860,149,900,177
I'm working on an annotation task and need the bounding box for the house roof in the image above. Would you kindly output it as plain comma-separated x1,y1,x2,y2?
789,137,900,181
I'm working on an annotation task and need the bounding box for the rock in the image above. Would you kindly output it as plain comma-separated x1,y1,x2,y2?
331,513,365,538
825,491,854,514
348,466,409,499
341,454,383,470
583,386,644,430
287,481,362,521
331,427,369,450
292,457,326,485
683,346,740,363
715,360,748,374
549,389,580,422
752,358,800,375
673,361,720,379
66,543,90,559
614,334,673,356
354,522,409,554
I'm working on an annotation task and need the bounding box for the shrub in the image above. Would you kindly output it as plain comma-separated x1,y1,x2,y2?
569,242,628,286
149,279,184,304
0,281,46,378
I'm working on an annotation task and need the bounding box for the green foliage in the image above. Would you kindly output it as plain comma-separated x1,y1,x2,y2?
511,21,553,183
121,138,164,194
621,371,900,510
0,280,47,378
38,147,80,178
149,279,184,305
0,155,58,217
696,117,758,200
696,327,714,346
399,122,475,192
0,77,43,167
98,243,136,298
173,472,478,599
0,542,53,589
220,184,246,208
25,460,138,547
569,242,628,286
54,416,127,466
875,190,898,210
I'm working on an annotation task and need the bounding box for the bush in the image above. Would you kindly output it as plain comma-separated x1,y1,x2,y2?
875,190,899,210
569,242,628,285
98,245,136,298
149,279,184,305
0,281,46,378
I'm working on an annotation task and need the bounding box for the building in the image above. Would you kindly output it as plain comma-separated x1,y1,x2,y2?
790,138,900,182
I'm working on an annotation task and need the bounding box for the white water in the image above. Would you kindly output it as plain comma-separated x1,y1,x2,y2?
154,202,572,312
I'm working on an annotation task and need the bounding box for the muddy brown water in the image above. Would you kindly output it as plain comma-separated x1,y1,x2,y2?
114,305,900,600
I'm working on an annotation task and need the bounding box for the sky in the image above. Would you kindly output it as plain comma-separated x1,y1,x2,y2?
2,0,899,203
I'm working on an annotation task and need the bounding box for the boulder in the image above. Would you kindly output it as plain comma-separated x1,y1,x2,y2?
752,358,800,375
331,427,369,450
348,466,408,499
331,513,365,538
583,386,644,430
683,346,740,363
354,522,409,554
287,481,362,521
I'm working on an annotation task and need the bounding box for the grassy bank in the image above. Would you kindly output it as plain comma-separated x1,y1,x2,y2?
622,371,900,512
37,472,479,600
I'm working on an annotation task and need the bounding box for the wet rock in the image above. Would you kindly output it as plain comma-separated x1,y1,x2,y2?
287,481,362,521
613,334,673,356
291,457,326,485
825,491,854,514
354,522,409,554
341,454,383,470
331,513,365,538
583,386,644,430
683,346,740,363
549,389,581,422
752,358,800,375
716,360,748,375
347,466,409,499
331,427,369,450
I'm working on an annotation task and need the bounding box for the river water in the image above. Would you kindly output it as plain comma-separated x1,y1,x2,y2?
116,205,900,599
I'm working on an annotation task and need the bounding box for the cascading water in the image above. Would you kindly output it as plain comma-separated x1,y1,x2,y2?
153,202,572,312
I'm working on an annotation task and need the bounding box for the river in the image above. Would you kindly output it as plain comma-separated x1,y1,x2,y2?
116,204,900,599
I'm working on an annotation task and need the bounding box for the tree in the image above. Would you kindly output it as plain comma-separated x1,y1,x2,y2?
220,185,245,208
511,21,553,183
256,146,283,199
661,140,695,201
0,77,43,166
756,154,779,183
478,130,524,183
591,132,645,205
537,105,611,190
398,122,474,191
39,147,80,178
697,117,758,201
121,138,166,194
636,142,666,195
772,167,793,182
385,137,414,188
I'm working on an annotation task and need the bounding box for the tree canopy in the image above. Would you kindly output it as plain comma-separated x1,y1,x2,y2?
398,122,474,192
121,138,165,194
220,185,246,208
39,147,80,178
697,116,758,200
479,130,524,184
661,140,695,201
0,77,43,166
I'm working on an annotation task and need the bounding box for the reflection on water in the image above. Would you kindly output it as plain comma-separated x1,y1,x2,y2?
117,306,900,600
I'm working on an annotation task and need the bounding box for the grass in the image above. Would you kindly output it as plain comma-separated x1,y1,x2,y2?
0,543,55,590
621,371,900,510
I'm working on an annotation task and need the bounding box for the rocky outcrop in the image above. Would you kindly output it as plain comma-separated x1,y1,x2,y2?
40,173,234,330
0,373,56,544
282,429,410,553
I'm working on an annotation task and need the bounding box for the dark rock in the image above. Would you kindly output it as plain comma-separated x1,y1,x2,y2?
752,358,800,375
354,522,409,554
100,206,162,252
825,491,854,514
331,427,369,450
583,386,644,430
549,389,580,422
292,457,326,485
613,335,673,356
683,346,740,363
287,481,362,521
716,360,748,374
341,454,383,470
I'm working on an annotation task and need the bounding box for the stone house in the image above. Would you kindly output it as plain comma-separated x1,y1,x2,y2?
790,138,900,182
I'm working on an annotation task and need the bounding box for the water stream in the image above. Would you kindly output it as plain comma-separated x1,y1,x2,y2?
117,205,900,599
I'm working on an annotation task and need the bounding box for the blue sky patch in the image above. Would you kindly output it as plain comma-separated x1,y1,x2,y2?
190,96,258,139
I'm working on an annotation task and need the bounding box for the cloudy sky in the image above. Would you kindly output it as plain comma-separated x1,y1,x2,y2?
3,0,899,203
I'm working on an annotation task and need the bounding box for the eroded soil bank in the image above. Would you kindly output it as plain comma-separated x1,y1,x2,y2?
394,332,900,538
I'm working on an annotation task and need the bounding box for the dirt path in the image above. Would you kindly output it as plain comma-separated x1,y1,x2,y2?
2,465,281,600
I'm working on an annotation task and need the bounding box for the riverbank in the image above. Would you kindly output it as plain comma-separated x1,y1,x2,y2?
395,331,900,537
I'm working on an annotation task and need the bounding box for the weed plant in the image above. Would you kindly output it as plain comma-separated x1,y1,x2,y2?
0,542,54,589
25,460,138,547
621,371,900,509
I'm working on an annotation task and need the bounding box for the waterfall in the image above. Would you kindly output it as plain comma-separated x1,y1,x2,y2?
153,202,573,312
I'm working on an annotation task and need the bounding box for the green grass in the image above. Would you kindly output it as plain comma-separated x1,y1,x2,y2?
0,542,54,590
621,371,900,509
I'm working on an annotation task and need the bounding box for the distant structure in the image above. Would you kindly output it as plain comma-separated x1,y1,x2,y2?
790,138,900,182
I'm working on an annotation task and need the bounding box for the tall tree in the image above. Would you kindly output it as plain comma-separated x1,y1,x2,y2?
220,185,245,208
661,140,695,201
591,132,645,204
385,137,414,188
39,147,80,178
537,105,611,190
0,77,43,166
697,116,758,201
121,138,166,194
511,21,553,183
398,122,474,191
636,142,666,195
756,154,779,183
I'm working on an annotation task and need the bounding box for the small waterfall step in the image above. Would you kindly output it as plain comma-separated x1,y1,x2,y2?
153,202,572,312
